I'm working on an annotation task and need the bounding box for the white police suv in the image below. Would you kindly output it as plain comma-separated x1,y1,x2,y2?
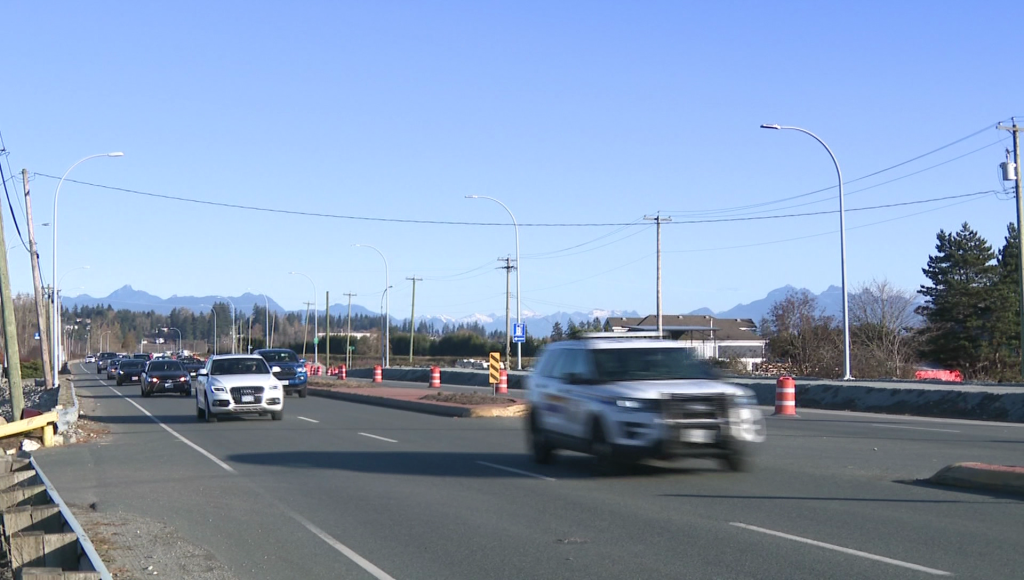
526,335,765,470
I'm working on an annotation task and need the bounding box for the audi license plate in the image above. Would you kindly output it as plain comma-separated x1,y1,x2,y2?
241,395,255,403
681,429,715,444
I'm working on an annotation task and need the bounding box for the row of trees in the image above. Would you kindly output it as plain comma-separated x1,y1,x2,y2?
761,222,1024,382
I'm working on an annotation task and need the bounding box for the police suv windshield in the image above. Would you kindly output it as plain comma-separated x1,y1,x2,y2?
591,347,719,382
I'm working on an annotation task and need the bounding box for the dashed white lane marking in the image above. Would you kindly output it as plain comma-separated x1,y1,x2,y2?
104,384,397,579
359,432,398,443
476,461,557,481
870,423,960,433
107,386,237,474
298,416,320,423
730,523,952,576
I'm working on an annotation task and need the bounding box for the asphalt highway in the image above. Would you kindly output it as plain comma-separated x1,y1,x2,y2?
34,363,1024,579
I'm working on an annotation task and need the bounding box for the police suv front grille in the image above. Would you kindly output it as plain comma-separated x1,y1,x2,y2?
662,395,727,421
229,386,265,405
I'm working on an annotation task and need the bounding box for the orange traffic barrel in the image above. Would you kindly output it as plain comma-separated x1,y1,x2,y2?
429,366,441,388
373,365,383,383
497,369,509,394
774,376,798,416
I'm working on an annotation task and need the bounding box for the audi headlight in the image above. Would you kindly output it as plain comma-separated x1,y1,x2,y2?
615,398,658,412
211,386,227,393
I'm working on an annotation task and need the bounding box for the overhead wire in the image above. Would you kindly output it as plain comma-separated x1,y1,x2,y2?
662,137,1009,219
0,126,30,253
661,120,1006,217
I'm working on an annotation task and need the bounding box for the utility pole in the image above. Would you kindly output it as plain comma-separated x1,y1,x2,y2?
344,293,356,369
23,170,53,389
998,119,1024,377
644,213,671,336
325,291,330,368
302,301,313,360
498,257,516,366
406,277,422,363
0,191,24,418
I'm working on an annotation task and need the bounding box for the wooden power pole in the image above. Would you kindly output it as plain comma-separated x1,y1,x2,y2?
406,277,422,362
23,169,52,389
325,291,330,368
0,177,23,418
497,257,515,366
644,213,672,336
344,293,356,369
998,120,1024,377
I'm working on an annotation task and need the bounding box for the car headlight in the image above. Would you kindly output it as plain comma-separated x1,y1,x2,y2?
211,386,227,393
615,398,659,412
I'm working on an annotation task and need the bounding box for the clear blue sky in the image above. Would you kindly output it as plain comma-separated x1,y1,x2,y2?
2,1,1021,320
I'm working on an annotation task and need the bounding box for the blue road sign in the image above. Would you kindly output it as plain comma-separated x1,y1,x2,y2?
512,323,526,343
33,332,40,340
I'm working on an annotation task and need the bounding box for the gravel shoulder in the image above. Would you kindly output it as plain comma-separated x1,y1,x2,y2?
71,506,240,580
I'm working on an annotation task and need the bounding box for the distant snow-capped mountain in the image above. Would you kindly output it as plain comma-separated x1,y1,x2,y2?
414,309,640,337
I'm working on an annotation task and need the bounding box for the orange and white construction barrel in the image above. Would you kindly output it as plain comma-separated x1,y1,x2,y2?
774,376,798,416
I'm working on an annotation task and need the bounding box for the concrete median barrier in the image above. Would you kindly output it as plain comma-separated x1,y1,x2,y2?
927,463,1024,495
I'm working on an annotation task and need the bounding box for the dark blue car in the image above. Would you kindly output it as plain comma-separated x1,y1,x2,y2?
254,348,309,397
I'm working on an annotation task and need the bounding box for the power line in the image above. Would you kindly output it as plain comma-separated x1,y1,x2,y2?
662,120,1007,217
31,174,993,228
660,137,1009,218
669,190,995,225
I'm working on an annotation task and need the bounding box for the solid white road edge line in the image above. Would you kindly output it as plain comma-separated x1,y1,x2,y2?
298,416,320,423
869,424,960,433
729,523,952,576
103,382,397,580
477,461,557,481
359,432,398,443
107,386,237,474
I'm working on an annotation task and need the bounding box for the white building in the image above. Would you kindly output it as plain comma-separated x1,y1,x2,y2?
605,314,766,371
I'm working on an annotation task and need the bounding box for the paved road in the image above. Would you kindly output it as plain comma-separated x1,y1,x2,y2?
35,363,1024,579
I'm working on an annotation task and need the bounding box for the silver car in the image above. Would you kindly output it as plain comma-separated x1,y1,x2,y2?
196,355,285,422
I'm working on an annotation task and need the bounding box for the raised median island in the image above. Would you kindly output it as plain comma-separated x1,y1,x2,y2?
308,378,528,418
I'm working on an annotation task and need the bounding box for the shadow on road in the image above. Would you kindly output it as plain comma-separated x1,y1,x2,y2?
224,450,724,480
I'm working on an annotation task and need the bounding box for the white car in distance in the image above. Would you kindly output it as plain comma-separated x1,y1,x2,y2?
196,355,285,422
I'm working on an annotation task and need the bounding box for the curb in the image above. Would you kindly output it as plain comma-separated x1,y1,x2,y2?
308,387,528,418
56,378,81,435
927,462,1024,495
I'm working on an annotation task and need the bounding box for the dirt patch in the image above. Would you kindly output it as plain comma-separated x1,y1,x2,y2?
72,506,240,580
0,379,60,422
420,392,518,406
309,378,379,389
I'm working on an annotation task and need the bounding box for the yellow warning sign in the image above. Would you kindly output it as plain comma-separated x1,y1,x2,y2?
489,352,501,384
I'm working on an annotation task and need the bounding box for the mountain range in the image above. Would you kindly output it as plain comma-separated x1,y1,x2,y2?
64,284,911,338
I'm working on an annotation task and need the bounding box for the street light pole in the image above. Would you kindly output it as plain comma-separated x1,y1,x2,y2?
215,296,236,354
354,245,390,367
52,152,122,386
54,267,88,374
466,196,522,370
289,272,318,365
761,124,852,380
168,327,182,353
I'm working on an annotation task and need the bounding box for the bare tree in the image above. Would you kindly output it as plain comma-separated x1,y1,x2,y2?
849,279,918,378
760,290,842,378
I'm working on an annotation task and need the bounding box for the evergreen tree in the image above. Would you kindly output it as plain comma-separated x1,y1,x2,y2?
566,319,581,339
992,222,1022,378
918,223,998,378
602,318,612,332
550,321,564,342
